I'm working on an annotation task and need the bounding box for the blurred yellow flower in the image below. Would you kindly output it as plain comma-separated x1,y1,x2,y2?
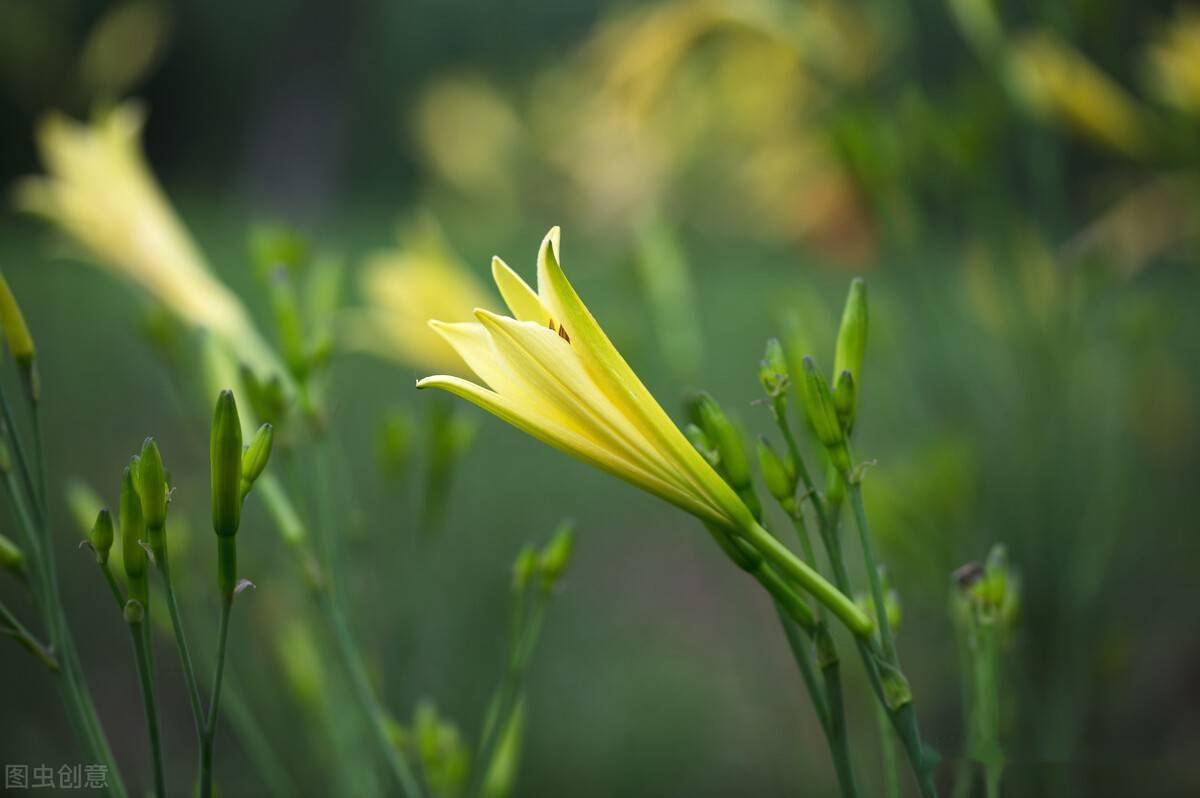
346,220,494,375
1008,32,1149,158
1145,8,1200,115
418,227,871,634
15,103,280,376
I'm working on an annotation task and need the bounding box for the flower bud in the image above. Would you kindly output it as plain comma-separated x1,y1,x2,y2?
538,522,576,591
0,272,39,401
0,532,25,575
88,509,115,565
138,437,168,533
833,369,857,431
211,390,243,538
757,437,797,507
799,357,850,471
759,338,790,398
683,423,718,467
687,392,751,489
511,544,538,594
120,465,148,607
833,277,867,387
241,423,274,496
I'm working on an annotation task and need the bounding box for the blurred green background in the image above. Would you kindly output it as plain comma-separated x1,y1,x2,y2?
1,0,1199,796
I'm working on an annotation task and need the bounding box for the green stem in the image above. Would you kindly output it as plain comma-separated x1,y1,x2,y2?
0,600,59,670
738,519,872,636
2,399,126,797
130,622,166,798
156,543,205,740
471,590,547,798
200,597,233,798
821,655,859,798
318,589,423,798
846,479,938,798
776,608,829,730
877,702,901,798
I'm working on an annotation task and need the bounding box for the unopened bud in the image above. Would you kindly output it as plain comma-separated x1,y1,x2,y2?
138,438,169,533
538,522,575,591
120,465,148,607
123,599,145,625
211,390,243,538
0,272,39,401
833,278,867,389
512,545,538,593
88,509,115,564
0,533,25,575
833,370,857,431
757,437,797,506
799,357,849,471
759,338,789,398
687,392,751,489
683,423,719,467
241,423,274,496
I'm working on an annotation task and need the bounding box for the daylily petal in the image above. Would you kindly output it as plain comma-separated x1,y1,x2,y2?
416,375,725,523
491,256,551,325
474,309,697,497
533,228,754,530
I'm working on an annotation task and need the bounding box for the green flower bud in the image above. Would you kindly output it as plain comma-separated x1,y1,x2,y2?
0,272,39,401
687,392,751,489
240,364,289,427
88,509,115,565
138,437,169,533
512,545,538,593
241,423,274,496
250,224,309,275
267,268,308,379
0,532,25,575
683,423,719,467
538,522,576,591
120,465,148,608
211,390,243,538
759,338,790,398
833,277,867,388
833,369,857,431
757,437,797,506
799,357,850,471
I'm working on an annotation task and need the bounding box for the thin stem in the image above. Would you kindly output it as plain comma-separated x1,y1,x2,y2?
845,479,938,798
3,395,126,797
847,482,898,663
200,597,233,798
471,590,548,798
157,546,205,740
130,622,166,798
739,519,871,636
784,505,858,798
100,564,125,610
776,607,829,731
319,589,423,798
0,600,59,670
877,702,901,798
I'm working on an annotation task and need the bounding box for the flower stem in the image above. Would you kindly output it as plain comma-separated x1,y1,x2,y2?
877,701,901,798
156,542,205,739
130,622,166,798
0,600,59,670
318,589,424,798
200,596,233,798
846,479,938,798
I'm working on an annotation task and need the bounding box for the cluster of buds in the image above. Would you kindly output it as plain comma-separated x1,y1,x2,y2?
211,390,274,600
953,544,1021,632
684,391,760,520
513,521,577,595
795,279,868,481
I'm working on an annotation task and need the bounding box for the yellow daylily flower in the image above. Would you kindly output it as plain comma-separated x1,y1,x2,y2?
15,102,281,377
346,220,494,375
418,227,871,635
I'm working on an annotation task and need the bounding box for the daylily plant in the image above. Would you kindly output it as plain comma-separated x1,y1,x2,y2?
418,227,871,635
